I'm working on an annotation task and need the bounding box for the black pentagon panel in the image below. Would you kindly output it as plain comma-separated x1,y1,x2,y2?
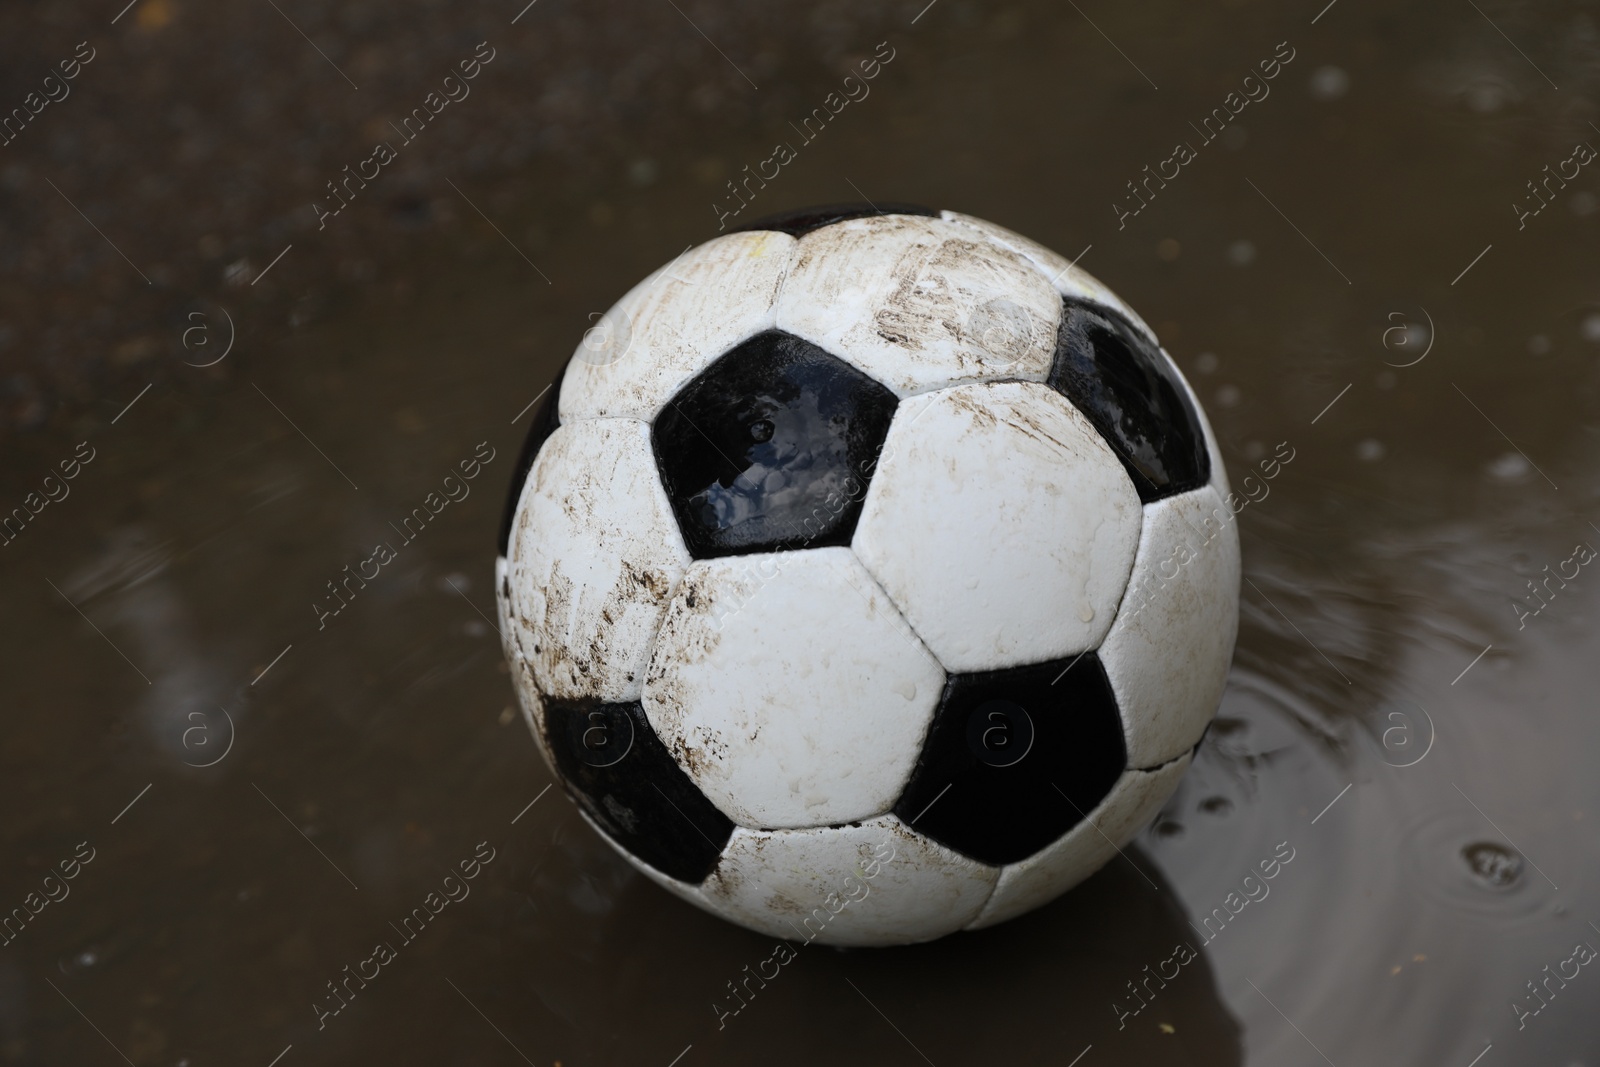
497,363,567,556
892,654,1127,866
729,201,938,238
652,330,897,559
543,699,733,883
1047,300,1210,503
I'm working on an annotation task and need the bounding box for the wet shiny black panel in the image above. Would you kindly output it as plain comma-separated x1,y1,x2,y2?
1047,301,1210,503
497,363,566,555
729,202,938,237
543,699,733,884
892,654,1127,866
652,330,897,559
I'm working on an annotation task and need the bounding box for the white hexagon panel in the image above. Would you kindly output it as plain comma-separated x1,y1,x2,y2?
776,214,1061,396
505,418,691,704
496,556,555,770
1100,485,1242,768
659,815,1000,947
938,210,1156,341
558,230,795,422
642,547,945,830
853,380,1143,674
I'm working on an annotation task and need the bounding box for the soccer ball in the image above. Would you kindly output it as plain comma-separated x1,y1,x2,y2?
495,205,1239,946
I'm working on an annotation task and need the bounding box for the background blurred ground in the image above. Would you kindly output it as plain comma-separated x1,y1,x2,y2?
0,0,915,434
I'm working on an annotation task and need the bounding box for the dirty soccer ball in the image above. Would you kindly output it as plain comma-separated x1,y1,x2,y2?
495,205,1239,946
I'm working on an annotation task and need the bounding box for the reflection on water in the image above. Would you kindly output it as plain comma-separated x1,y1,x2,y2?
2,0,1600,1064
